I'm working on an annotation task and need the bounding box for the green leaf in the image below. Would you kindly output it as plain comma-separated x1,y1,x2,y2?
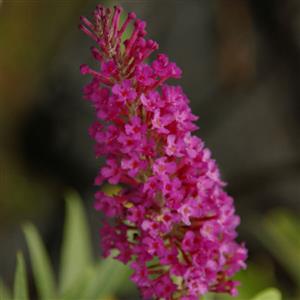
23,223,56,299
81,257,132,299
0,279,11,300
258,210,300,285
251,288,281,300
59,191,93,294
232,263,274,299
201,260,276,300
202,293,215,300
13,252,28,300
60,266,95,300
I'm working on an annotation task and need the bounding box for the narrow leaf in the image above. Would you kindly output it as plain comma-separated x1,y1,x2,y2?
60,266,94,299
23,223,56,299
258,210,300,285
251,288,281,300
59,190,93,294
81,257,132,299
0,279,11,300
13,252,28,300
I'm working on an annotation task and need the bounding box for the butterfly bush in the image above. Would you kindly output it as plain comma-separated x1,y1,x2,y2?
80,5,247,300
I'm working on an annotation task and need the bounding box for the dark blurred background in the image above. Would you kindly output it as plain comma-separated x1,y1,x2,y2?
0,0,300,299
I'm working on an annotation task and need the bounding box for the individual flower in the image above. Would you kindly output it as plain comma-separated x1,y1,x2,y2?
112,79,137,103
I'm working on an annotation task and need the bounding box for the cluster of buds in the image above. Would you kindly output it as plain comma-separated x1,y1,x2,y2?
80,5,247,300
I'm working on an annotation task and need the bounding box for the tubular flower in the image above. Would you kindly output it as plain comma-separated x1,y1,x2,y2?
80,5,247,300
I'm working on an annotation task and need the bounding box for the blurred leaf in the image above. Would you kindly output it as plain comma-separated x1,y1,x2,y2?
59,191,93,294
23,223,56,300
203,287,282,300
232,262,274,299
81,257,132,299
202,293,215,300
6,189,134,300
60,266,95,300
13,252,28,300
202,261,275,300
251,288,281,300
0,280,11,300
258,209,300,285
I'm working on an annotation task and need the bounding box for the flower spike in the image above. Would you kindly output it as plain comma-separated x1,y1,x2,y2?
80,5,247,300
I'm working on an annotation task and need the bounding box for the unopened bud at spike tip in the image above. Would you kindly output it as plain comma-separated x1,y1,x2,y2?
114,5,122,13
128,12,136,20
80,64,90,75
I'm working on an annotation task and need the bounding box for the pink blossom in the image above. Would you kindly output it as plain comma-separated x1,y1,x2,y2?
160,209,178,232
127,205,145,224
154,274,177,298
161,176,182,198
179,203,194,225
94,191,121,217
188,279,208,296
140,90,163,111
143,236,165,256
152,53,182,79
100,158,121,184
135,63,156,87
117,132,138,153
165,134,184,157
112,79,137,102
143,176,160,197
151,109,173,134
124,116,145,139
152,157,177,177
121,154,146,177
131,261,150,286
200,220,221,242
80,5,247,300
101,60,118,78
182,231,200,252
141,219,161,237
160,246,179,265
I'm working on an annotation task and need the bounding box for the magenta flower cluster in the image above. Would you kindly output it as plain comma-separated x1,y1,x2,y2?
80,5,247,300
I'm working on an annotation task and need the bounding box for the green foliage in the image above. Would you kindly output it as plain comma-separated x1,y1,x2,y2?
203,261,275,300
23,223,56,299
1,191,292,300
59,191,93,294
203,287,281,300
1,192,133,300
232,262,275,299
251,288,281,300
0,280,11,300
80,258,132,299
258,209,300,286
13,253,28,300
